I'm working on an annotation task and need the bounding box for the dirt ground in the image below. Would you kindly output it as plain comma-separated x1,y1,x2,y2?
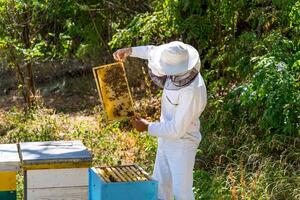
0,72,161,120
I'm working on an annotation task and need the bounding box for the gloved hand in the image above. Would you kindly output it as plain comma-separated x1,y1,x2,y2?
113,48,132,61
132,117,149,132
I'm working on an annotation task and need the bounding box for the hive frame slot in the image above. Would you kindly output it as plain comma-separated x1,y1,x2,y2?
115,167,132,182
129,166,147,181
105,167,122,182
110,167,127,182
126,166,144,181
96,168,111,183
122,166,138,182
134,165,151,180
96,165,151,183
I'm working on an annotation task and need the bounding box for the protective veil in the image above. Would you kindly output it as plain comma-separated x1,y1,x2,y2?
130,45,207,200
148,67,199,90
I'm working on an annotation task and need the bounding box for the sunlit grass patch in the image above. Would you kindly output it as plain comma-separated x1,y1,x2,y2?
1,103,299,200
1,106,157,199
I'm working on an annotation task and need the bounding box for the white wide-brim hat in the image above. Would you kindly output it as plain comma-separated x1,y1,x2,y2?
148,41,200,76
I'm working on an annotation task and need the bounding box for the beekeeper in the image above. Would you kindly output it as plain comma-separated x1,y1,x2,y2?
113,41,207,200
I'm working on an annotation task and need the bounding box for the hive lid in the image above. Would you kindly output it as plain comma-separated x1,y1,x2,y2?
20,140,92,169
0,144,20,171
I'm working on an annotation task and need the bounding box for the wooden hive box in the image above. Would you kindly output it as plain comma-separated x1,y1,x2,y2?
0,144,20,200
20,140,92,200
89,165,158,200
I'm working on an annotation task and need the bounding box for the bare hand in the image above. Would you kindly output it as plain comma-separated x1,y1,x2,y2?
113,48,132,61
132,117,149,132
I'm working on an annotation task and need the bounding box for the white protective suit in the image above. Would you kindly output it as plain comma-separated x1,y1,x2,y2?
131,45,207,200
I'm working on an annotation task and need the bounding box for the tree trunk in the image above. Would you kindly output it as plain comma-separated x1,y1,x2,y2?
9,49,27,104
22,3,36,109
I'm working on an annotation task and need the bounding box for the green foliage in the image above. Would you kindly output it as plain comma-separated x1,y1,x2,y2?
110,0,300,199
1,0,300,199
194,170,230,200
1,108,60,143
215,31,300,137
289,1,300,37
0,107,157,199
110,0,179,49
237,56,299,135
0,0,153,64
0,107,157,170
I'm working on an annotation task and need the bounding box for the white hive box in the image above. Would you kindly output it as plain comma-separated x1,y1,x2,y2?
20,140,92,200
0,143,20,200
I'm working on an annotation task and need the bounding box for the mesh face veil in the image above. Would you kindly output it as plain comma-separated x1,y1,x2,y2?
148,68,199,90
148,69,167,88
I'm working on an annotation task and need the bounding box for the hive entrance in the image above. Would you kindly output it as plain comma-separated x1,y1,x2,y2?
96,165,151,183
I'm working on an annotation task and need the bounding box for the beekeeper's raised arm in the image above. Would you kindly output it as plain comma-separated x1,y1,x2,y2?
113,46,152,61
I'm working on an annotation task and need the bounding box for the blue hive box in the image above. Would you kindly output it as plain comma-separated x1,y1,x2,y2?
89,165,158,200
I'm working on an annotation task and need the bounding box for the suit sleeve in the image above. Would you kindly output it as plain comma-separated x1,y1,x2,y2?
130,46,153,60
148,89,197,139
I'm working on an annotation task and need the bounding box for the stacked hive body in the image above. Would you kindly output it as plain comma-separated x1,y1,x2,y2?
89,165,158,200
19,140,92,200
0,144,20,200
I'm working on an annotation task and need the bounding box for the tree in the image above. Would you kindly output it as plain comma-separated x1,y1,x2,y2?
0,0,152,111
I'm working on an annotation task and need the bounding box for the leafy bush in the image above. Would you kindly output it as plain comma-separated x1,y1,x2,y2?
1,0,299,199
109,0,300,199
110,0,179,49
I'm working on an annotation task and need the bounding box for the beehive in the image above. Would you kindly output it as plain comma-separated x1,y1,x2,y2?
20,140,92,200
0,144,20,200
93,62,135,121
89,165,158,200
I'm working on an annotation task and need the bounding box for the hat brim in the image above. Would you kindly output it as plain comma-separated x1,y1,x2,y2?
149,42,200,76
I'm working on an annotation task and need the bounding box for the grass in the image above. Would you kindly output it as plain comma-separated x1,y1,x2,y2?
1,107,157,200
0,107,157,169
1,106,299,200
0,75,299,200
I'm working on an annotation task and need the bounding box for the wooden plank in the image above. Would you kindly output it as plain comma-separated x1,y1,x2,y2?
97,181,158,200
0,191,16,200
110,167,128,182
127,166,142,181
129,166,147,181
116,167,132,182
0,144,20,171
23,161,91,170
105,167,122,182
0,172,16,191
121,166,138,182
26,168,88,189
27,186,88,200
95,168,110,183
135,165,151,180
89,168,102,200
20,140,92,166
